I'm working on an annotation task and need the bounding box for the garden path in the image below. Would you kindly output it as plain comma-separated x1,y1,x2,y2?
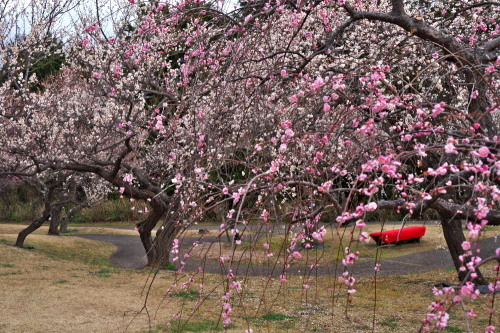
75,225,500,278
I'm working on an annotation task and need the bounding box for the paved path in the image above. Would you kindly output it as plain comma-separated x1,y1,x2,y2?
75,230,500,278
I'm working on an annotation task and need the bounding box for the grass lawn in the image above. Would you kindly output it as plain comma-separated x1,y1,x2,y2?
1,222,499,332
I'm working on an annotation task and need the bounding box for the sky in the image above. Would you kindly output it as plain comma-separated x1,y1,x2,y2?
3,0,137,41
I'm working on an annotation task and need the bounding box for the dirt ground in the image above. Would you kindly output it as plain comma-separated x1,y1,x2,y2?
2,223,500,333
0,227,176,333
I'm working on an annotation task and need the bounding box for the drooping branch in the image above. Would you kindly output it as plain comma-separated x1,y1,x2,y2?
432,198,500,225
342,0,469,63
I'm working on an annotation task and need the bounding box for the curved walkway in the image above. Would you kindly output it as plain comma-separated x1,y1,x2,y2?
75,231,500,278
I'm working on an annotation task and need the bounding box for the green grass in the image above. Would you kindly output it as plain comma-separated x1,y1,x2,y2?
165,262,177,270
169,290,201,301
24,239,115,267
355,325,372,330
378,317,400,328
89,269,113,278
153,320,236,332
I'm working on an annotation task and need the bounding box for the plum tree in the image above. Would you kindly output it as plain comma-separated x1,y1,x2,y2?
1,0,500,329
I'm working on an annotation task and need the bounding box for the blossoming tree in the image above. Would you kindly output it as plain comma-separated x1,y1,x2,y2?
1,0,500,330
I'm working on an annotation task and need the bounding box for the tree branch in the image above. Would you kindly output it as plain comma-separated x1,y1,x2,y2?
432,198,500,225
482,36,500,53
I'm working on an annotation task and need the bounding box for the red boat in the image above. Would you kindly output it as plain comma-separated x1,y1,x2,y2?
370,226,427,245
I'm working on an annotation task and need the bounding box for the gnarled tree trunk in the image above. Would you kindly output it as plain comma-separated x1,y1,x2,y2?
16,208,51,248
136,197,175,267
440,217,488,285
59,205,86,233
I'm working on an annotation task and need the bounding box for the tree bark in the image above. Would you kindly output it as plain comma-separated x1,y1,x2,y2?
154,219,183,267
465,71,497,138
60,205,85,233
16,210,51,247
440,218,488,285
136,201,167,266
48,205,62,235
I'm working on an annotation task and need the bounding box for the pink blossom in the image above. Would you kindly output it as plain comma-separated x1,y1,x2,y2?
280,121,292,128
123,173,135,184
232,192,241,204
477,146,490,158
485,66,496,74
444,142,458,154
342,251,359,266
311,226,326,242
85,23,99,32
364,202,377,212
229,281,242,290
431,103,445,117
285,128,295,137
262,209,269,222
358,173,368,181
359,231,370,243
460,281,479,299
355,220,366,229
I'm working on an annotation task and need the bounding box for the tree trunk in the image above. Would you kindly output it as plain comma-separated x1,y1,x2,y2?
137,204,166,266
48,206,62,235
60,205,86,233
154,219,183,267
17,177,64,247
16,210,51,247
440,218,488,285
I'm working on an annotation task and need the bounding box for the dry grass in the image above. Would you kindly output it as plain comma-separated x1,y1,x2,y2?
0,222,140,236
1,223,499,333
0,227,179,333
